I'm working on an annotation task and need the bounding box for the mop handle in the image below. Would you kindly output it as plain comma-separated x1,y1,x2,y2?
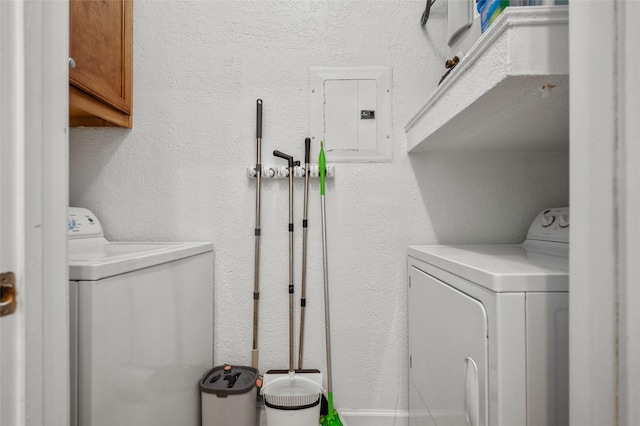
252,99,263,369
273,150,299,373
298,137,311,369
273,150,296,245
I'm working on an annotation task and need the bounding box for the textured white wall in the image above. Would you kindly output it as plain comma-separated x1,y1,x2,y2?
69,0,569,421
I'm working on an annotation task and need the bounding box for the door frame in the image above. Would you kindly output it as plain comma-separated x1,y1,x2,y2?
0,1,69,425
570,1,640,425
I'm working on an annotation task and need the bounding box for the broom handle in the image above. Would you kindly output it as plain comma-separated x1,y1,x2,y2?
321,194,333,393
319,141,333,393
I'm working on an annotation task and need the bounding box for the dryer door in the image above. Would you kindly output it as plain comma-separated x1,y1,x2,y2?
409,266,489,426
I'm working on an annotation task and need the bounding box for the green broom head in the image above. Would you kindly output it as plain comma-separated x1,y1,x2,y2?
320,392,343,426
319,141,326,196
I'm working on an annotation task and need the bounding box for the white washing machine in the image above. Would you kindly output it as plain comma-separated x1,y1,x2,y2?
68,207,214,426
408,207,569,426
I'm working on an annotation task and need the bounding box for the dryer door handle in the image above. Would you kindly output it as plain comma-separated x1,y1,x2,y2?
464,356,480,426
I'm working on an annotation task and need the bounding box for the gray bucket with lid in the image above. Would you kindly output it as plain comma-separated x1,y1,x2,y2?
200,364,259,426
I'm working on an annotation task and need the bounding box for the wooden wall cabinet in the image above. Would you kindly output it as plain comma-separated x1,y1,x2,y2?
69,0,133,128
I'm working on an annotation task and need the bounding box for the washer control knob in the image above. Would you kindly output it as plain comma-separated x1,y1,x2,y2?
541,211,555,227
559,213,570,228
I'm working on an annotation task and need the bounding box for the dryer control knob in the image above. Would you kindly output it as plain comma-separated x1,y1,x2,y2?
541,211,555,227
559,213,570,228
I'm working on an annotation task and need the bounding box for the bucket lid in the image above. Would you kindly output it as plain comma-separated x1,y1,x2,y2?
200,364,259,396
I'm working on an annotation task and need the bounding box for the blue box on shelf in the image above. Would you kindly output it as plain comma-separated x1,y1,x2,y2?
478,0,509,32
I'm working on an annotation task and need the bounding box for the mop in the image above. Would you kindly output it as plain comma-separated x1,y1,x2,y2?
319,141,345,426
261,149,322,426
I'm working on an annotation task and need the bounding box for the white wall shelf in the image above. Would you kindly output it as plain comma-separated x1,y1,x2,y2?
405,6,569,152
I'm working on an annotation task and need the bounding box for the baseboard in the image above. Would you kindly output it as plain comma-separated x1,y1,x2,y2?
259,407,409,426
334,409,409,426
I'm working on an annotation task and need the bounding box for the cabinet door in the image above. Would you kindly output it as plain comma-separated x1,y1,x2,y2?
409,266,489,426
69,0,132,125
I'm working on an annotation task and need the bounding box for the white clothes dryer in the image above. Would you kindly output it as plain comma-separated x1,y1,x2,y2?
408,207,569,426
68,207,214,426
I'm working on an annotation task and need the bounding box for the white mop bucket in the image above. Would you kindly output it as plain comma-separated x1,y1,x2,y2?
261,372,323,426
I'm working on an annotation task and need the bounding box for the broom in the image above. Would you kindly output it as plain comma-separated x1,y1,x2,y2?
319,141,344,426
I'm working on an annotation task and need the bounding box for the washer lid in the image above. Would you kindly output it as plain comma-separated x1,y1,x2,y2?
408,244,568,292
69,239,213,281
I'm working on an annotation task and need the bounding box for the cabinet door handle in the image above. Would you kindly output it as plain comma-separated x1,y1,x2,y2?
1,272,17,317
69,57,76,69
464,356,480,426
